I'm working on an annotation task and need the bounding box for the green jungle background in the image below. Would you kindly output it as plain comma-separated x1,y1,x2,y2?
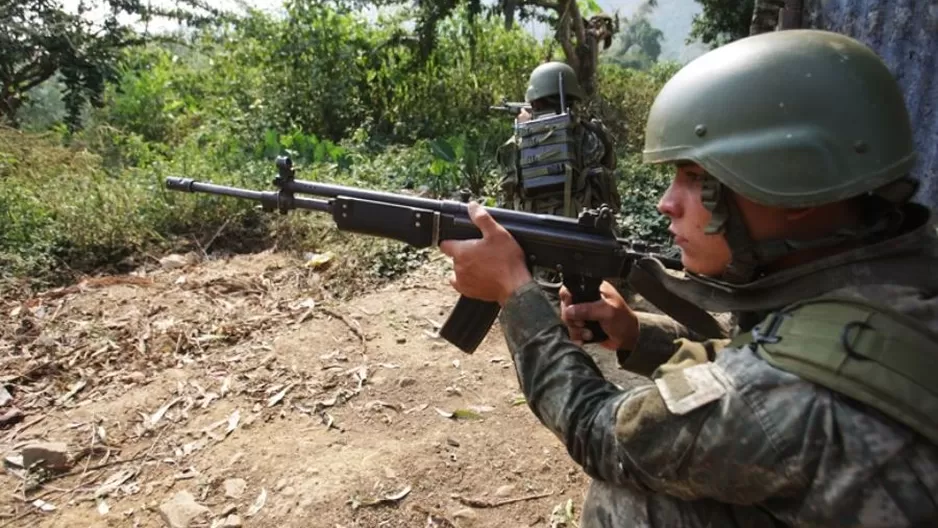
1,0,755,297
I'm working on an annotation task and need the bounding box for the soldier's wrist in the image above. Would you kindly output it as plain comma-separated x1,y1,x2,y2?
615,319,641,364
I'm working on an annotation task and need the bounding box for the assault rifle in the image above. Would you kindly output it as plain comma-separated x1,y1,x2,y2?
489,98,530,117
164,156,684,354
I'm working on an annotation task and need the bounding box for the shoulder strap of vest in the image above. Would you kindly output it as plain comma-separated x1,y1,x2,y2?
578,117,617,170
729,295,938,445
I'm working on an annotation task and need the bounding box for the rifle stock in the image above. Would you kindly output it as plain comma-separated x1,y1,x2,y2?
164,156,684,353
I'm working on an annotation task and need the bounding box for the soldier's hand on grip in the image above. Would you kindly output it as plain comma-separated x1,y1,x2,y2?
559,281,639,352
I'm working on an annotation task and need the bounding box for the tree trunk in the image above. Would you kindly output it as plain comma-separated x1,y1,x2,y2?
538,0,616,100
0,88,23,128
502,0,517,29
748,0,786,35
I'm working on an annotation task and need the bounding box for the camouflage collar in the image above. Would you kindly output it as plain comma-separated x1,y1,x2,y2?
629,203,938,323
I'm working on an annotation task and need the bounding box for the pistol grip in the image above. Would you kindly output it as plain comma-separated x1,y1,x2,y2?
563,274,608,344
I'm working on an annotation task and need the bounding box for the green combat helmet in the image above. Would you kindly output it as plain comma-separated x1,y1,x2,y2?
525,61,585,104
642,29,918,284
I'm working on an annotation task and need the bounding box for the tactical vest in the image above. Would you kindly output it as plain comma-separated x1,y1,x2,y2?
499,110,619,218
516,110,578,216
729,295,938,446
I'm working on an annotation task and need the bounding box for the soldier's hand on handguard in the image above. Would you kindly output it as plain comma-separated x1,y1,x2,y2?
559,282,639,352
439,202,533,306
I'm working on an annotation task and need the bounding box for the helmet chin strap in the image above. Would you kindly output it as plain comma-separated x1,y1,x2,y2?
697,176,903,285
700,176,760,284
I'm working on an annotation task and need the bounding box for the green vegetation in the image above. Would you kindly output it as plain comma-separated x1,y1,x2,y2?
1,0,682,296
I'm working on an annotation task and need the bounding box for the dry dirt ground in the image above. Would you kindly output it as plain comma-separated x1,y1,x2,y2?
0,250,644,528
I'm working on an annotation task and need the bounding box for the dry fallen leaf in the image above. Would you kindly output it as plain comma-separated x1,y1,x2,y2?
434,408,483,421
365,401,401,413
56,379,87,405
32,499,56,512
95,468,136,498
0,386,12,406
348,485,412,510
304,252,335,269
150,397,182,426
247,488,267,517
225,409,240,436
267,385,293,407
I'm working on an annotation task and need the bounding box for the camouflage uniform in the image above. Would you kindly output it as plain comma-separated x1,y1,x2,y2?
495,31,938,527
499,201,938,528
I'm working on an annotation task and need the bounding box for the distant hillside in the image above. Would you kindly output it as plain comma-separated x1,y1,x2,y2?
597,0,709,63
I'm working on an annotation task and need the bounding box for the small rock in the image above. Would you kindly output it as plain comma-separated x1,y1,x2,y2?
158,490,211,528
396,337,407,344
272,501,293,517
299,496,314,508
281,486,295,497
397,377,416,388
274,478,287,492
159,254,191,270
4,453,23,468
446,437,460,448
222,514,243,527
127,372,147,384
452,508,477,521
0,409,24,428
224,479,246,499
494,484,515,497
21,442,70,471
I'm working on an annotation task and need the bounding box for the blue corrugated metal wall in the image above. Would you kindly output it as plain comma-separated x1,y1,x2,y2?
803,0,938,209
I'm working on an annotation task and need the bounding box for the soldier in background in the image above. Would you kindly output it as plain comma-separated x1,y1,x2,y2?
496,61,621,300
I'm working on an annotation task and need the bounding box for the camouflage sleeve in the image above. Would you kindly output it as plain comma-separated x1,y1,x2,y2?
495,137,519,207
580,127,606,168
616,312,695,377
498,281,810,504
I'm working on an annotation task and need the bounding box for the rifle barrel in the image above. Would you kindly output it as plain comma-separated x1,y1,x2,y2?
281,179,598,235
165,177,332,213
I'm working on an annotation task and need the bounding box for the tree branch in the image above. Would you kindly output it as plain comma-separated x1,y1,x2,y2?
524,0,560,10
567,0,586,43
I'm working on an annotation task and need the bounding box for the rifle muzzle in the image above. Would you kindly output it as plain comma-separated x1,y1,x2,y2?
165,177,197,192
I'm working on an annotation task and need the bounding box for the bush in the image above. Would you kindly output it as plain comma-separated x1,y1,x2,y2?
595,60,682,152
614,153,672,245
2,1,685,294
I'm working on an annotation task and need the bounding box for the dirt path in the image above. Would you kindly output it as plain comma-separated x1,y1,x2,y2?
0,251,642,528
